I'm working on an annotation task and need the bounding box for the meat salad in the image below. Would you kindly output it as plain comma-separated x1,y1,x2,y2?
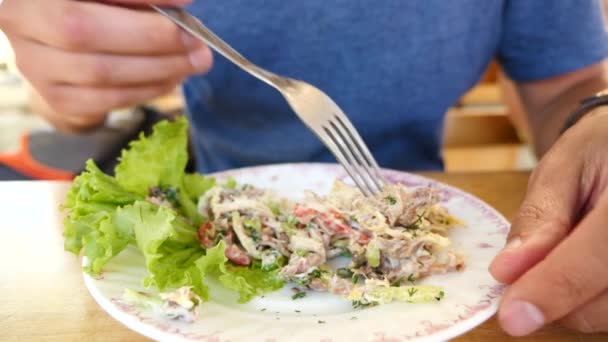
190,179,464,307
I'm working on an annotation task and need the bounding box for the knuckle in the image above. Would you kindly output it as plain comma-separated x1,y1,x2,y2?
144,20,182,50
57,3,92,50
43,86,80,116
561,312,599,333
515,201,545,223
548,268,589,305
512,199,570,238
43,86,68,111
84,57,112,85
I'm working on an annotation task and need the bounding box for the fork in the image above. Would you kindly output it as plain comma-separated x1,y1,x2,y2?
152,6,386,196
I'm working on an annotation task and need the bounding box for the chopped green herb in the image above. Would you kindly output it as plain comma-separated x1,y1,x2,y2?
351,274,359,284
339,249,352,258
435,290,445,301
417,260,424,268
292,291,307,300
163,186,179,205
407,287,419,297
391,277,404,287
405,212,425,231
213,231,224,245
337,268,354,279
385,195,397,205
407,274,416,283
294,277,311,286
352,299,379,309
260,308,267,312
243,218,261,243
295,310,301,313
309,269,322,279
349,215,359,223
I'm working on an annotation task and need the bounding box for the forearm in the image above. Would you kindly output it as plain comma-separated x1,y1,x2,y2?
521,65,608,156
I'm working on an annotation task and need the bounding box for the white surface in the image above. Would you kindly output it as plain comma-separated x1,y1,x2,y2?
83,163,509,342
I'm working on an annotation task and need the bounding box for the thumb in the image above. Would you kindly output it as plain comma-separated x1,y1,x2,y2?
489,151,583,284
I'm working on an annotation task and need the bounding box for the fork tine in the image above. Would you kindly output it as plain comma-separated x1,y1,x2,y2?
318,128,374,196
327,120,383,195
332,114,385,191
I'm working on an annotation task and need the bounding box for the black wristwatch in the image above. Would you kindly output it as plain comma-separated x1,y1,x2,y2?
561,90,608,133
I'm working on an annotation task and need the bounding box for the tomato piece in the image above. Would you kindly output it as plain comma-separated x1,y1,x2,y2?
197,222,215,248
225,244,251,266
293,204,317,218
357,230,373,245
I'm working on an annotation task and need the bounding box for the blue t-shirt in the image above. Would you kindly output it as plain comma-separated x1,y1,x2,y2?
183,0,608,173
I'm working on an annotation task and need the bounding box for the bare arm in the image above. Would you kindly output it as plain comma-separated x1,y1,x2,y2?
515,61,608,156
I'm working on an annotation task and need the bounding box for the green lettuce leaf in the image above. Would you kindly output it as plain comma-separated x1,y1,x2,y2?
113,117,206,225
118,201,209,297
183,174,216,201
115,117,189,196
219,265,284,303
63,160,142,274
63,118,282,304
194,241,284,303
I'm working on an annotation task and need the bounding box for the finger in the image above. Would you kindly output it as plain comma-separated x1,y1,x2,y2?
27,88,107,134
2,0,203,55
488,143,584,284
497,193,608,336
11,37,211,87
43,81,179,117
560,289,608,333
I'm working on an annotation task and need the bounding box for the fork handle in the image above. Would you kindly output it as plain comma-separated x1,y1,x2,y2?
151,6,286,90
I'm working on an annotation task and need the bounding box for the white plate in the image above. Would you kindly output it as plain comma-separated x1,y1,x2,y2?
83,163,509,342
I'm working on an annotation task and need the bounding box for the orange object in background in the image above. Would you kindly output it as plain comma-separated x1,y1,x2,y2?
0,134,74,180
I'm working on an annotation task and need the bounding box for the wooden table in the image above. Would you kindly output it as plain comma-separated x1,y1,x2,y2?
1,173,607,341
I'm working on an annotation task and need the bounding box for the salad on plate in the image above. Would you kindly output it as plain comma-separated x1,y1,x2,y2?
63,117,465,322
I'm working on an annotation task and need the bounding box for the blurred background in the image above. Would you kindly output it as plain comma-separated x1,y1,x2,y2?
4,2,608,178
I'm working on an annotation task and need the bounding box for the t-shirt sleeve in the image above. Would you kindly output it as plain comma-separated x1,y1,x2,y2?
498,0,608,82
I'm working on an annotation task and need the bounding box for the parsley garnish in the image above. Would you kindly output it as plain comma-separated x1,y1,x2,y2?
407,288,418,297
435,290,445,301
337,268,354,279
292,291,307,300
309,269,322,279
352,299,379,309
407,274,416,283
385,195,397,205
405,212,425,231
339,249,352,258
391,277,404,287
